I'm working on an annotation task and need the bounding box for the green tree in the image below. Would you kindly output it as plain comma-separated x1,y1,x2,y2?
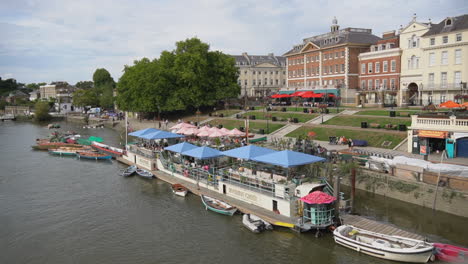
34,101,51,121
93,69,115,87
26,83,40,90
73,89,99,108
92,68,115,109
75,81,94,89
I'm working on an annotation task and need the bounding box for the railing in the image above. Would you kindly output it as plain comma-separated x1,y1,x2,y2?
423,83,464,91
411,115,468,131
302,207,335,227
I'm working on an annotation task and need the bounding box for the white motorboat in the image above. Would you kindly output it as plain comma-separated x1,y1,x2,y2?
333,225,433,263
136,168,153,178
242,214,273,233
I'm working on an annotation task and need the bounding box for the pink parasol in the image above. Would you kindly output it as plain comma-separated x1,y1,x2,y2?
171,122,196,130
208,130,225,138
198,126,211,132
229,128,245,137
220,127,231,135
300,191,336,204
197,130,210,137
176,127,188,134
183,127,199,136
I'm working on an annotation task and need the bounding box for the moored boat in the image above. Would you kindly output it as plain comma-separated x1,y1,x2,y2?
201,195,237,216
48,147,84,156
433,243,468,263
76,151,112,160
91,142,124,158
171,184,188,197
32,142,82,150
242,214,273,233
333,225,433,263
136,168,153,178
120,165,137,177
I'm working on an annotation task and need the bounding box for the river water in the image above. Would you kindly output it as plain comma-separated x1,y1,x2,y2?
1,121,467,264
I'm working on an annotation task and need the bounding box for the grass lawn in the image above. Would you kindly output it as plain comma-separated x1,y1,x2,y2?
355,109,450,117
324,116,411,128
211,109,241,117
207,119,284,134
286,127,406,149
242,111,319,123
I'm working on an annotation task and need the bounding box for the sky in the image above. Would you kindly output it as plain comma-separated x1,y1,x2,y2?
1,0,467,84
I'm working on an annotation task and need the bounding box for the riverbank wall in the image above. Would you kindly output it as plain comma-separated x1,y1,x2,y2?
341,169,468,218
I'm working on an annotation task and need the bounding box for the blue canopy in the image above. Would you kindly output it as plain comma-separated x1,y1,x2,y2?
251,150,325,168
222,145,277,160
164,142,198,153
128,128,161,137
181,146,223,160
140,130,185,140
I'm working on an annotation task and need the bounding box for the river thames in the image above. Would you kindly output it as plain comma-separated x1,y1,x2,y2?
1,121,467,264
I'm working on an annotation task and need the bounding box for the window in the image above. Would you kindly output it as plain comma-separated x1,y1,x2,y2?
270,79,273,85
341,51,345,57
324,54,328,60
341,64,345,72
441,95,446,103
361,80,366,89
368,79,373,89
441,72,447,88
443,36,448,44
253,80,256,85
368,63,373,73
441,51,448,65
410,55,419,69
391,60,396,72
335,64,339,73
390,79,395,89
259,79,262,85
429,53,435,66
361,63,366,74
455,49,462,64
276,79,279,85
454,71,461,88
335,52,339,58
375,62,380,73
383,61,388,72
428,73,434,88
306,57,310,63
253,71,256,75
456,33,462,42
411,35,419,48
375,79,380,89
275,71,278,75
430,38,435,45
383,79,388,89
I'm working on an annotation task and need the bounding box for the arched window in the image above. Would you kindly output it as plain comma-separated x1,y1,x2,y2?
412,35,418,48
446,18,452,26
410,55,419,69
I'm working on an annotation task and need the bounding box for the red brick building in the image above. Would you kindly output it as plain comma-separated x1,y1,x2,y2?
283,18,381,105
358,31,402,107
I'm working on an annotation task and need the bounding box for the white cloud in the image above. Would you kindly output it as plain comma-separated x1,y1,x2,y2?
0,0,467,83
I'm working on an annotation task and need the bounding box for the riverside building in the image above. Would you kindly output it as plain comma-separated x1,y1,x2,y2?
283,17,381,105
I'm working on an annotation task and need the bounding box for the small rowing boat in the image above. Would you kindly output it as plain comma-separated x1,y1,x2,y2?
48,147,85,156
433,243,468,263
91,142,124,158
120,165,137,177
76,151,112,160
333,225,433,263
136,168,153,178
32,142,81,150
201,195,237,216
242,214,273,233
171,184,188,197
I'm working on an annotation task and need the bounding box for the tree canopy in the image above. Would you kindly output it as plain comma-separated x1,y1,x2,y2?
116,37,239,114
75,81,93,89
73,69,115,109
34,101,52,121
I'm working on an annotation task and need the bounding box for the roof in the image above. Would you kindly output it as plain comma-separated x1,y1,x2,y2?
251,150,325,168
222,145,277,160
232,53,286,67
284,27,381,56
128,128,161,137
422,14,468,37
300,191,336,204
165,142,198,153
181,146,223,160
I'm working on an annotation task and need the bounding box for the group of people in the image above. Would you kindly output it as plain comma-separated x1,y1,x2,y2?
337,136,354,150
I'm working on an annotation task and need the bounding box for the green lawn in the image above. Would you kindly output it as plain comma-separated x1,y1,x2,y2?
211,110,241,117
207,119,284,134
286,127,406,149
324,116,411,128
355,109,450,117
241,111,319,123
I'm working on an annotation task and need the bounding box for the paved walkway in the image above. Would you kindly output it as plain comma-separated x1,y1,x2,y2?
307,114,336,124
340,109,360,115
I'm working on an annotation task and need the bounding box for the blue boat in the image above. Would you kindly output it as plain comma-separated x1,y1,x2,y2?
201,195,237,216
77,151,112,160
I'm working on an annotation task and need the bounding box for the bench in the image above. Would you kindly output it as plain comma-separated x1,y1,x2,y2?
369,123,380,128
399,112,410,117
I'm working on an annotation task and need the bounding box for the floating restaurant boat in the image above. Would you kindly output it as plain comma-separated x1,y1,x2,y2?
242,214,273,233
91,141,124,158
201,195,237,216
433,243,468,263
120,165,137,177
136,168,153,178
76,151,112,160
333,225,434,263
171,184,188,197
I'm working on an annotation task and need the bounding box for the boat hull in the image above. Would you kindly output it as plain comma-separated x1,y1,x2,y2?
201,195,237,216
77,152,112,160
172,184,188,197
433,243,468,263
136,169,153,178
91,142,123,158
333,225,433,263
49,150,77,156
120,165,137,177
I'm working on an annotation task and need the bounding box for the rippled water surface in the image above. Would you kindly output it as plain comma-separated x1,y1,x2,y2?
1,121,466,264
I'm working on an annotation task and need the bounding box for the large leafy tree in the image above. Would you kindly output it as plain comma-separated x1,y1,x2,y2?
34,101,51,121
116,37,239,114
91,68,115,109
75,81,93,89
72,89,99,107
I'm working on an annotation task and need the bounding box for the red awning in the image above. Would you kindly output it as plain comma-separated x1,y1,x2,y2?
271,94,291,98
300,191,337,204
291,91,312,97
302,93,324,98
439,100,461,108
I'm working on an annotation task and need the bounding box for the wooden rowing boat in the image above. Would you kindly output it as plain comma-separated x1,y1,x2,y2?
91,142,124,158
76,151,112,160
171,184,188,197
136,168,153,178
201,195,237,216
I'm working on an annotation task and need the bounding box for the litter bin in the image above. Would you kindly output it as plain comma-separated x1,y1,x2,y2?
303,108,308,113
219,113,224,117
239,127,244,132
218,124,223,129
250,115,256,120
272,116,277,121
282,107,287,112
250,106,255,110
398,124,407,131
325,109,329,114
293,118,299,123
389,111,396,117
361,122,368,128
259,128,265,134
235,114,241,119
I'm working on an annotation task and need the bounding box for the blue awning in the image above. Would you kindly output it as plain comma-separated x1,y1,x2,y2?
140,130,185,140
164,142,198,153
181,146,223,160
128,128,161,137
222,145,277,160
251,150,325,168
278,90,295,94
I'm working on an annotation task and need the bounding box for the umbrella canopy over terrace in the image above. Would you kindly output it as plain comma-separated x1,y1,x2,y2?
300,191,336,204
128,128,161,137
252,150,325,168
140,130,185,140
208,130,226,138
439,100,462,108
197,130,210,137
198,126,211,132
229,128,245,137
170,122,196,130
271,94,291,98
181,146,223,160
302,93,324,98
222,145,277,160
164,142,198,153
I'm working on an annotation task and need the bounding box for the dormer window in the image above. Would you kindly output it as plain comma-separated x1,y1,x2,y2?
445,18,452,26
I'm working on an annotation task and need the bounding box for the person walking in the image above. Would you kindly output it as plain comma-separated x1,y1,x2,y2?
348,138,353,150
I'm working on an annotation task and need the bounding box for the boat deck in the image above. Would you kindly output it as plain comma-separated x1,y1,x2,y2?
117,157,296,228
341,214,425,241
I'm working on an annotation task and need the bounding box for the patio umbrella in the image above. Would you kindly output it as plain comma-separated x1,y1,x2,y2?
170,122,196,130
302,93,323,98
222,145,277,160
209,127,221,133
197,130,210,137
462,102,468,108
128,128,161,137
164,142,198,153
141,130,185,140
181,146,223,159
176,127,188,134
439,100,462,108
291,91,309,97
300,191,336,204
220,127,231,135
229,128,245,137
208,129,225,138
198,125,211,132
252,150,325,168
183,127,199,136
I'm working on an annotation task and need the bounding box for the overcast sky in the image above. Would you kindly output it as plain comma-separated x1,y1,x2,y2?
1,0,467,84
